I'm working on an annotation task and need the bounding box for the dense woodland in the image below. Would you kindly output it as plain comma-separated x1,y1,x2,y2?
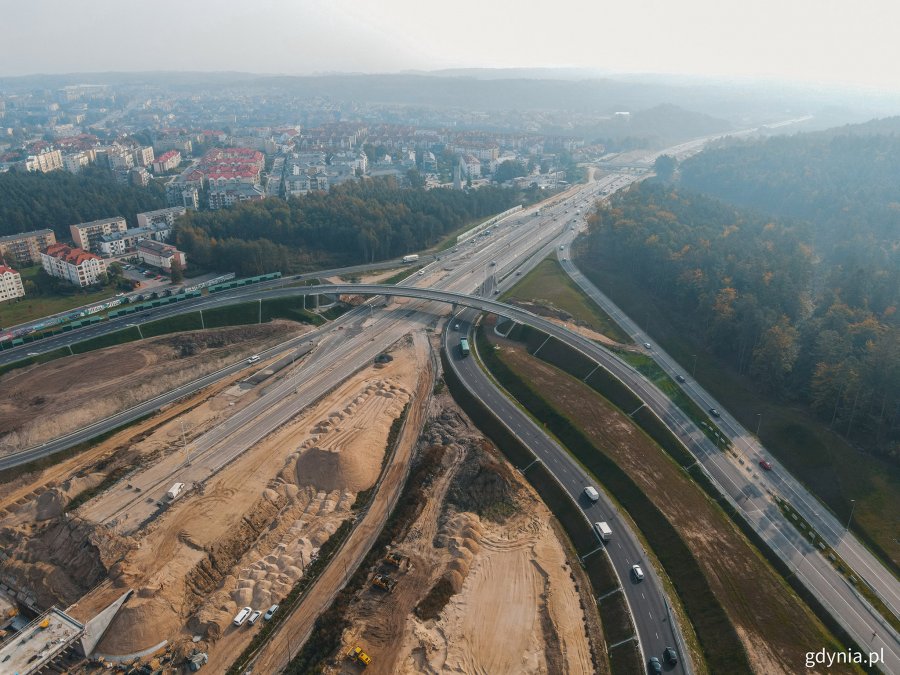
0,167,167,238
175,177,524,275
583,182,899,461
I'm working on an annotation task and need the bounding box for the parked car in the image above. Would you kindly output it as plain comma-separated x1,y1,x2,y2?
264,604,279,621
247,610,262,626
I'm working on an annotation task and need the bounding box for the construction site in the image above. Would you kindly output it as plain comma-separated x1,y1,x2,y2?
0,307,603,674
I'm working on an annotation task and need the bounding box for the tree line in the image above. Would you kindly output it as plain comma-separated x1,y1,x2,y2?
174,176,524,275
0,167,167,239
583,182,899,462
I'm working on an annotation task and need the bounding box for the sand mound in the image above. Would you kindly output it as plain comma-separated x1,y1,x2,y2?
96,595,181,655
295,445,379,494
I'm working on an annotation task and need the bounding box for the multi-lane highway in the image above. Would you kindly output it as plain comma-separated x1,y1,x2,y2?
552,239,900,672
445,307,688,674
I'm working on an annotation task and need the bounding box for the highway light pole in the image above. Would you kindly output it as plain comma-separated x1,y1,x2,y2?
846,499,856,533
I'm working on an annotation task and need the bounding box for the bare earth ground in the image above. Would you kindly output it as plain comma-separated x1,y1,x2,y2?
0,322,301,454
498,344,854,675
79,339,420,659
507,299,634,350
331,390,598,675
0,333,426,671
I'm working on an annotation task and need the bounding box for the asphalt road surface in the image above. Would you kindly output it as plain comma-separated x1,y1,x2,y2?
445,309,688,674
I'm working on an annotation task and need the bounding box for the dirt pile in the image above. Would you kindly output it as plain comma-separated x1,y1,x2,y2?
0,517,132,608
335,394,597,675
445,440,520,522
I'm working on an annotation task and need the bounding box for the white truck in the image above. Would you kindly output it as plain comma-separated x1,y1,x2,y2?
402,254,419,263
166,482,185,502
594,521,612,542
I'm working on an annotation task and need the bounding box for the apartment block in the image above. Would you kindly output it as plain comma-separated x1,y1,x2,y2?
0,265,25,302
97,223,171,256
69,217,127,252
136,239,186,271
152,150,181,173
24,149,63,173
136,206,186,228
0,229,57,266
40,243,106,287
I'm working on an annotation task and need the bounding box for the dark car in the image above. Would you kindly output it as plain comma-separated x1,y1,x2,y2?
675,374,686,383
664,646,678,665
648,656,662,674
709,408,721,418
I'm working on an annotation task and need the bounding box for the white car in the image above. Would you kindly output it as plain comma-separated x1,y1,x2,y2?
264,604,279,621
417,270,425,275
247,610,262,626
632,564,645,581
583,486,600,502
232,606,252,626
247,355,260,364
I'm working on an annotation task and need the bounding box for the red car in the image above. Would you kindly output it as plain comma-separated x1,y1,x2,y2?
759,459,773,471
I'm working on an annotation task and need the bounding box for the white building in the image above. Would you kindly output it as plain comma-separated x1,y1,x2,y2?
133,146,155,167
40,243,106,287
96,223,172,256
24,149,63,173
137,206,186,228
136,239,186,271
0,265,25,302
63,152,91,173
69,217,127,252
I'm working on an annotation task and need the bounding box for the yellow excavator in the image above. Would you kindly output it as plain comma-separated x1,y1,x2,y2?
348,646,371,666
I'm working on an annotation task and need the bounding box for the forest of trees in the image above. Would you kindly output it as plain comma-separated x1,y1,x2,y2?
583,182,899,461
0,167,167,238
175,177,524,275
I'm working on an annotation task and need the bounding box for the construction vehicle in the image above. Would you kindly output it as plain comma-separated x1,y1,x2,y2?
371,573,396,592
38,617,50,629
384,551,405,568
348,646,371,666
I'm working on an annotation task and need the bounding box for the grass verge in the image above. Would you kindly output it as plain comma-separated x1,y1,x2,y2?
501,257,630,343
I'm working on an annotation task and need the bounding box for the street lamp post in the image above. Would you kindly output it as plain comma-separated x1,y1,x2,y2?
846,499,856,533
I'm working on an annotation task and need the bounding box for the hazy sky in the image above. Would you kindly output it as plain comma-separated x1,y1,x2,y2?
2,0,898,90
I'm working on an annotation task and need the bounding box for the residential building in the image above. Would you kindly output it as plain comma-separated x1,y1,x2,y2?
0,229,57,266
96,145,134,170
63,151,91,173
24,149,63,173
133,146,154,167
136,206,186,228
130,166,151,187
40,243,106,287
152,150,181,174
136,239,186,271
69,216,127,252
166,182,199,209
208,183,265,210
0,265,25,302
96,223,171,256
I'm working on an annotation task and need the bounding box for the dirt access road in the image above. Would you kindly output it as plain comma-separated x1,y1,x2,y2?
210,332,435,674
